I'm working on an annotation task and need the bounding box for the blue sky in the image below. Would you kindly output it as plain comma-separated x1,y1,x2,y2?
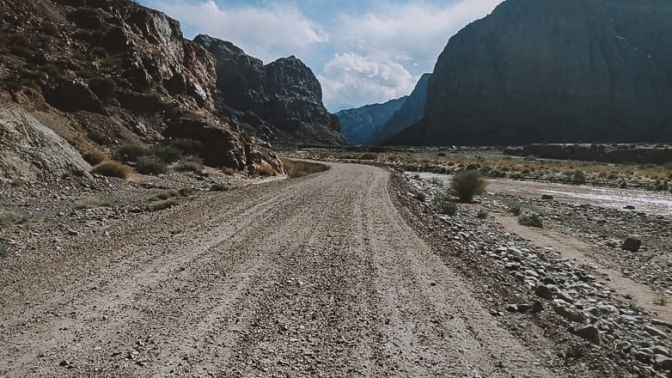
138,0,503,111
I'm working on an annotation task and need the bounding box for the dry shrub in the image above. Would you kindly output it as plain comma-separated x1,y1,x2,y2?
116,143,147,163
156,190,179,200
0,211,30,226
280,158,329,178
451,170,487,202
91,161,130,180
210,183,231,192
82,149,106,165
256,164,277,177
148,198,178,211
75,196,112,209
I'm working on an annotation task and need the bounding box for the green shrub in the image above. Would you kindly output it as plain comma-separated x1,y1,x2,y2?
414,192,427,202
88,76,116,103
477,209,488,219
0,243,10,259
451,170,487,202
11,178,24,188
136,156,168,175
508,205,521,216
572,170,587,184
175,156,203,172
179,187,197,197
91,161,130,179
87,130,113,146
0,211,30,226
210,183,231,192
148,145,182,164
148,198,178,211
519,213,543,228
435,198,458,216
116,143,147,163
169,139,205,156
82,149,106,165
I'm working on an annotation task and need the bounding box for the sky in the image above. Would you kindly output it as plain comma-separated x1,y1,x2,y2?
137,0,504,111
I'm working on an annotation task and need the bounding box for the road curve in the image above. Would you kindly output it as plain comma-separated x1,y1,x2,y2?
0,163,555,377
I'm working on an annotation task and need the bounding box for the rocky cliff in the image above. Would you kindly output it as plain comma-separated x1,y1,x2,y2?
371,74,430,145
0,0,281,178
390,0,672,146
336,97,407,146
194,34,347,146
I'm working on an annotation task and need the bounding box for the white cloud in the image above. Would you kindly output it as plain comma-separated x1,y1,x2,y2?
339,0,503,64
143,0,328,63
318,53,417,111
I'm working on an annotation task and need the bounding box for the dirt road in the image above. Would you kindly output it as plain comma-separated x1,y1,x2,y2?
1,163,559,377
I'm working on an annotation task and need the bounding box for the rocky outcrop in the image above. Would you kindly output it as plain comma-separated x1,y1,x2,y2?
372,74,430,146
392,0,672,146
194,34,347,146
163,108,283,174
0,105,91,180
336,97,406,146
0,0,282,176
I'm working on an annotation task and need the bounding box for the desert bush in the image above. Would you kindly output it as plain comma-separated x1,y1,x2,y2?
280,158,328,178
91,161,130,180
210,183,231,192
156,190,179,201
136,156,168,175
88,76,116,103
87,130,113,146
91,47,107,58
82,149,106,165
414,192,427,202
148,145,182,164
508,205,521,216
477,209,488,219
256,164,277,177
148,198,178,211
0,243,10,259
40,21,59,37
169,139,204,156
435,197,458,216
451,170,487,202
175,156,204,172
179,187,197,197
572,170,587,184
359,153,378,160
11,178,24,188
0,211,30,226
75,196,112,209
519,213,543,228
116,143,147,163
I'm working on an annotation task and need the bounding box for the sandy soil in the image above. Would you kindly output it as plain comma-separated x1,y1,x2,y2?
0,163,572,377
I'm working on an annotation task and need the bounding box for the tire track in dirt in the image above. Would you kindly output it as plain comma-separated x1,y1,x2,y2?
1,163,559,377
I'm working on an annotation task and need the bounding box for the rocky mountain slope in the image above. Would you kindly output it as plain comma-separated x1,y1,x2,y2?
194,34,347,146
390,0,672,146
0,0,282,179
370,73,430,145
336,97,406,146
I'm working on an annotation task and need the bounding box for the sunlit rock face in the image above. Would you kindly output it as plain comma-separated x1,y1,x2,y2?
390,0,672,146
195,34,347,146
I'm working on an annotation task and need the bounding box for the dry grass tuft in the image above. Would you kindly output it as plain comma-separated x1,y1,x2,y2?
82,149,106,165
148,198,178,212
281,158,329,178
75,196,113,209
91,161,130,180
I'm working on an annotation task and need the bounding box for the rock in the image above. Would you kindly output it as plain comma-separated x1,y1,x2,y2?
506,304,518,313
531,300,544,313
618,341,632,353
553,305,586,323
571,325,600,345
541,195,554,200
655,356,672,371
517,303,532,313
42,77,107,115
644,325,668,339
622,236,642,252
652,346,670,357
653,319,672,329
387,0,672,146
635,350,653,363
534,284,554,300
194,34,347,146
557,291,574,303
624,205,636,210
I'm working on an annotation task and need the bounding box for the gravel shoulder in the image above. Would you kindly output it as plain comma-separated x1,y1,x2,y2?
1,162,635,377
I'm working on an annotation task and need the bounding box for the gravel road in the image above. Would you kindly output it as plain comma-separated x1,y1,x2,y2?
1,163,562,377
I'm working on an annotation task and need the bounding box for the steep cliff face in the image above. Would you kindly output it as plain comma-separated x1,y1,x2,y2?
0,0,281,176
336,97,407,145
371,74,430,145
392,0,672,146
194,34,347,146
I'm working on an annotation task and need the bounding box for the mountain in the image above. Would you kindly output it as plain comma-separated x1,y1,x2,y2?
389,0,672,146
371,73,431,145
194,34,347,146
0,0,282,177
336,97,407,145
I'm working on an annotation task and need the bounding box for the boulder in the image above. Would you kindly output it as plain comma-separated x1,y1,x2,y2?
622,236,642,252
571,325,600,345
534,284,554,300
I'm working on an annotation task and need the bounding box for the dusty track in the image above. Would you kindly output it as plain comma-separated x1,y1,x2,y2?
1,163,560,377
